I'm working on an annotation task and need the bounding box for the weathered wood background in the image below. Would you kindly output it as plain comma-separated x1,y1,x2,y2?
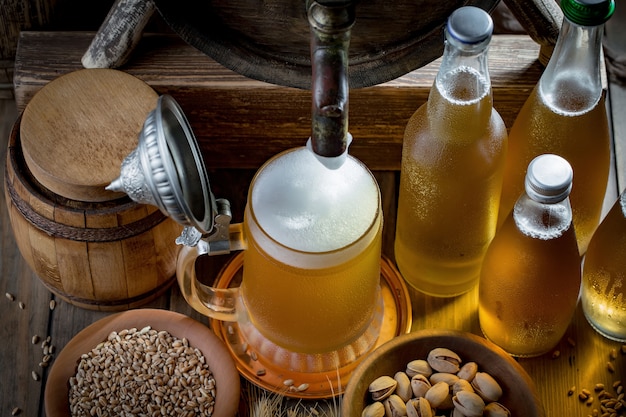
0,0,117,61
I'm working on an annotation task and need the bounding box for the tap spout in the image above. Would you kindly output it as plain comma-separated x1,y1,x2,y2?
308,0,355,158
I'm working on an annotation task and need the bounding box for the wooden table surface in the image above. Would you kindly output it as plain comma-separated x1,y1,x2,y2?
2,64,626,417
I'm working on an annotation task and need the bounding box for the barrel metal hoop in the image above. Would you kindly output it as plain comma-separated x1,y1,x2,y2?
5,165,167,243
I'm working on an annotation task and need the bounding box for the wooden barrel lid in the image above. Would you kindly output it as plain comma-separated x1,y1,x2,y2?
20,68,158,202
153,0,499,89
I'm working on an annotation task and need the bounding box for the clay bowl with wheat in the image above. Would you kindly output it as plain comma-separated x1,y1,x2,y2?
45,309,240,417
342,329,545,417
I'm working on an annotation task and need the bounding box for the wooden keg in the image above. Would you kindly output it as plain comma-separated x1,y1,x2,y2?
3,69,182,311
150,0,560,89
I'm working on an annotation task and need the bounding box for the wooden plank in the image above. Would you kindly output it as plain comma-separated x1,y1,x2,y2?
14,31,546,171
0,99,52,417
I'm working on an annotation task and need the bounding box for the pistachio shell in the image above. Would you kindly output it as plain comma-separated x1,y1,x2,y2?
362,402,386,417
452,379,474,395
451,408,466,417
406,359,433,378
384,394,407,417
471,372,503,402
483,402,512,417
394,372,413,402
406,397,433,417
424,382,449,408
452,390,485,417
370,375,398,401
429,372,459,386
410,374,432,398
427,348,461,373
437,393,454,411
457,361,478,381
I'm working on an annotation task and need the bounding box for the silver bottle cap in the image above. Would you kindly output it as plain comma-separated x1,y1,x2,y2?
446,6,493,45
525,154,573,204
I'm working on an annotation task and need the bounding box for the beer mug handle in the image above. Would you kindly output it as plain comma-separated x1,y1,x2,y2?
176,223,247,322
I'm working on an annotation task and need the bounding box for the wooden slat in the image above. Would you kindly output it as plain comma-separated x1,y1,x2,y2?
14,31,546,171
0,98,52,417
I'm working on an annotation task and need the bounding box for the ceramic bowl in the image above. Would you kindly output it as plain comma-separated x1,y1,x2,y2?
342,329,545,417
45,309,240,417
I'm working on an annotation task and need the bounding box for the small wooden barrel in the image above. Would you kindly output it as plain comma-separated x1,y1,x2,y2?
5,118,182,310
4,69,183,311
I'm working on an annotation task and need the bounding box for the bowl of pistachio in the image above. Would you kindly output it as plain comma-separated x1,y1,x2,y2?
45,309,240,417
342,329,545,417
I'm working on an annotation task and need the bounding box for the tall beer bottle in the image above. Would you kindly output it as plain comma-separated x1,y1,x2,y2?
498,0,615,255
581,189,626,342
479,154,581,357
394,6,507,297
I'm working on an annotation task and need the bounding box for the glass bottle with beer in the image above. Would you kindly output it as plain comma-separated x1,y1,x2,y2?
479,154,581,357
394,6,507,297
581,190,626,342
498,0,615,255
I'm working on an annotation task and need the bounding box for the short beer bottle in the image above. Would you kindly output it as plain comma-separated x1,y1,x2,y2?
394,6,507,297
479,154,581,357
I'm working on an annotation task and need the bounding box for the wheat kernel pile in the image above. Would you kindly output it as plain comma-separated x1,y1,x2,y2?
68,326,216,417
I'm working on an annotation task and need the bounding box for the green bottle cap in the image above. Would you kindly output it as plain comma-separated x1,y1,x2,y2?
561,0,615,26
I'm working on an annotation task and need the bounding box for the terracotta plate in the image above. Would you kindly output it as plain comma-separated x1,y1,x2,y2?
45,309,240,417
209,253,413,399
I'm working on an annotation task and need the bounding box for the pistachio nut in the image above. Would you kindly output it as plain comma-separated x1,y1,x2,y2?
384,394,407,417
457,361,478,381
362,402,385,417
451,407,466,417
410,374,432,398
452,390,485,417
370,375,398,401
452,379,474,396
424,382,450,409
429,372,459,387
394,372,413,402
406,359,433,378
427,348,461,373
471,372,503,402
406,397,433,417
483,402,512,417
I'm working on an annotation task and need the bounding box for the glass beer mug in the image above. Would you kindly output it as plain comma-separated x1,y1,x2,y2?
108,95,384,371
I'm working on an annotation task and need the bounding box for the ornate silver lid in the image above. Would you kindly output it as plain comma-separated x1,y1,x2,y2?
107,94,215,234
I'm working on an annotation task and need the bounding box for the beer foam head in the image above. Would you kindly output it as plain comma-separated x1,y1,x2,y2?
250,146,379,252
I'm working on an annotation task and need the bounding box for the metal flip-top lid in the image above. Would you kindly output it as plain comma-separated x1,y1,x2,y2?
107,94,215,234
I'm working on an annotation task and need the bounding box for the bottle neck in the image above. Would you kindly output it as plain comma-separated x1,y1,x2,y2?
539,18,605,113
513,194,573,239
435,34,492,103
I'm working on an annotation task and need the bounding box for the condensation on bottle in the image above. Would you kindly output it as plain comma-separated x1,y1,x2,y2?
479,154,581,357
394,6,507,297
498,0,615,256
581,190,626,342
